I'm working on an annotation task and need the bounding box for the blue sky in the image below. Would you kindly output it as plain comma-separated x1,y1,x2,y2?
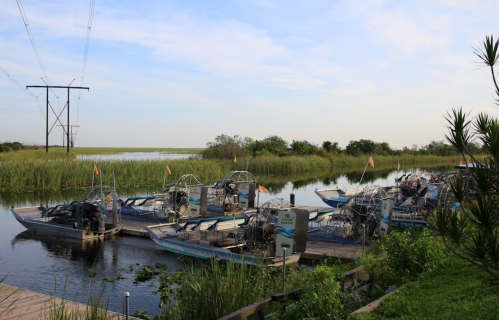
1,0,498,149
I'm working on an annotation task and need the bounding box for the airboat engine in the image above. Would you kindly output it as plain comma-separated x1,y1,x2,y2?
238,183,256,210
275,208,309,256
187,186,208,218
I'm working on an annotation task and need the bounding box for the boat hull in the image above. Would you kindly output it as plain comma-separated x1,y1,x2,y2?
148,233,300,266
11,206,123,240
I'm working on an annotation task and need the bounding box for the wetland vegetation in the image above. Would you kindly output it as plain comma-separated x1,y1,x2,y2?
0,145,456,192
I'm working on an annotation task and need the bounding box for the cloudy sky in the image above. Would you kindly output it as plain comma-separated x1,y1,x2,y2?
1,0,498,149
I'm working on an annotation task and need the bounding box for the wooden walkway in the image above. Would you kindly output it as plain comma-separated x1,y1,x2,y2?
302,241,369,261
0,283,137,320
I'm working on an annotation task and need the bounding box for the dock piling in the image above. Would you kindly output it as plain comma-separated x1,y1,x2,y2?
125,292,129,320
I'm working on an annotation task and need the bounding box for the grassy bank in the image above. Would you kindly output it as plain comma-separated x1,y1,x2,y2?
353,254,499,320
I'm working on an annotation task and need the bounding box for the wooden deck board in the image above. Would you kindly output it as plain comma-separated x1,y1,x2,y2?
0,284,138,320
303,241,368,261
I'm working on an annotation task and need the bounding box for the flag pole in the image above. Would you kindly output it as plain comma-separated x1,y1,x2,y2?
355,157,371,195
257,186,260,213
162,164,167,192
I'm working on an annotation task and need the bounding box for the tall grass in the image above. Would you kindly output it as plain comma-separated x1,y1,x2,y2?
0,274,19,319
43,277,118,320
160,259,279,319
0,153,455,191
144,257,354,320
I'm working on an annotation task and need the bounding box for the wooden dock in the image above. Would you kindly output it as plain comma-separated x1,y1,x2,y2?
302,241,369,261
0,283,138,320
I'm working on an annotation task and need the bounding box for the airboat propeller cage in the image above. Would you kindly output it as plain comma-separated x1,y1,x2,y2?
275,208,308,256
188,186,208,218
238,183,256,209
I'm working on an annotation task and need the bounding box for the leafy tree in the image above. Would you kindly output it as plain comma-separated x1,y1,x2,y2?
322,141,332,152
262,135,288,156
375,142,393,155
434,35,499,281
345,139,376,156
420,140,457,156
202,134,244,159
322,141,340,153
290,140,317,155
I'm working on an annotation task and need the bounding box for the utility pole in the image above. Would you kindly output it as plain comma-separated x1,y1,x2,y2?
57,124,80,149
26,84,88,153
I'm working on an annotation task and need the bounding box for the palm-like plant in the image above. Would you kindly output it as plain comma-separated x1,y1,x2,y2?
473,35,499,105
435,35,499,281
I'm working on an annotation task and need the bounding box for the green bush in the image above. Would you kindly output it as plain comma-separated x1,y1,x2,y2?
279,265,349,320
384,229,445,280
359,229,445,300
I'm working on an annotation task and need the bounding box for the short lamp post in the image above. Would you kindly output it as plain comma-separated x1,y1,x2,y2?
281,243,290,291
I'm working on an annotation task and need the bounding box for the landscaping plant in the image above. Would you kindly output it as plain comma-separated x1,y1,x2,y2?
434,34,499,282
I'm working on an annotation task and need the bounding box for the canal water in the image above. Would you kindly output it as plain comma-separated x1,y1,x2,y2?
0,165,446,315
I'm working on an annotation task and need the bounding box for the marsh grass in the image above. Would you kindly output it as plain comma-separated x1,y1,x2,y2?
142,257,353,320
0,152,455,191
159,258,281,320
43,278,118,320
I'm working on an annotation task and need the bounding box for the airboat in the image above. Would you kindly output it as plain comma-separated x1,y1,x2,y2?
11,185,123,240
206,170,258,215
145,198,308,266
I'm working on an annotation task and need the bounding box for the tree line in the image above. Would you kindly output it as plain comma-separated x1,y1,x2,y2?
201,134,484,159
0,142,25,153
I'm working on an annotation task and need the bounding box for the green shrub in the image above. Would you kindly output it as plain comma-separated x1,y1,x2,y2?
358,229,445,300
279,265,349,320
382,228,445,281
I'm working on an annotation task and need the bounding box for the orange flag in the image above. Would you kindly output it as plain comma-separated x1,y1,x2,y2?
368,156,374,168
258,185,269,193
94,164,99,176
234,155,237,163
397,163,400,171
167,165,172,175
466,158,470,164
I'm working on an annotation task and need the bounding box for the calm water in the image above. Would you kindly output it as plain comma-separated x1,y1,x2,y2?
76,152,197,161
0,166,445,315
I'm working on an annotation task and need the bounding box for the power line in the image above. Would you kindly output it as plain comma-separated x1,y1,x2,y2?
76,0,97,125
15,0,51,86
80,0,96,87
0,62,45,118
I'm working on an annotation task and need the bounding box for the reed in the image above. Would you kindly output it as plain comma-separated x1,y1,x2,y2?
0,274,19,319
43,278,117,320
159,259,295,320
153,257,353,320
0,154,457,191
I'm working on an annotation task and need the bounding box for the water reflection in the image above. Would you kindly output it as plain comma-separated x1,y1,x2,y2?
0,165,455,208
11,231,108,265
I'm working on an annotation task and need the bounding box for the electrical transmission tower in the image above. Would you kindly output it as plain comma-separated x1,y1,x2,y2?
26,85,89,153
